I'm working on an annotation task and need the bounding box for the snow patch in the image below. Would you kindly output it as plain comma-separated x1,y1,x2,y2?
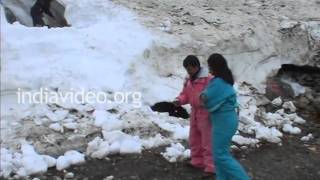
56,150,85,171
161,143,190,163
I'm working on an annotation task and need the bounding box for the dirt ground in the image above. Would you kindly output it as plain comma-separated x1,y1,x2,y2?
11,112,317,180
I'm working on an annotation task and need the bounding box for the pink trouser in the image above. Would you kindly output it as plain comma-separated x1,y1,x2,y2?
189,108,215,173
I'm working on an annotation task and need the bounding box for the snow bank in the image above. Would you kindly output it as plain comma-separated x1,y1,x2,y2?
1,0,153,92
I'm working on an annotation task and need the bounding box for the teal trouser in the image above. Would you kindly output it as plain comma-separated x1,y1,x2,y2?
211,110,250,180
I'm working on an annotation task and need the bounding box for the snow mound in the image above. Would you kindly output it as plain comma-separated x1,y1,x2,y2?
161,143,190,163
0,144,56,178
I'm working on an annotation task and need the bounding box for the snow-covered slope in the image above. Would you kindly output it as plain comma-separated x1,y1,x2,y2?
114,0,320,91
1,0,153,92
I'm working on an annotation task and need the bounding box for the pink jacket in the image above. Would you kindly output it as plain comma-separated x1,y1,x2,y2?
176,67,213,108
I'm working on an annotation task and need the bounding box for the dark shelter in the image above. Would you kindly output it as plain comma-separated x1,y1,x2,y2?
31,0,54,26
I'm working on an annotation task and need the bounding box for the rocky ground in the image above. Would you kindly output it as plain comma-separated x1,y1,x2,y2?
2,110,318,180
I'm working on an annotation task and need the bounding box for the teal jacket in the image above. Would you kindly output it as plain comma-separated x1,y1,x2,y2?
201,77,238,113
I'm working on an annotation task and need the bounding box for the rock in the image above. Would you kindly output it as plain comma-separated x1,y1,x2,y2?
64,172,75,179
12,175,20,179
312,97,320,113
283,101,297,112
308,147,317,152
305,90,314,101
256,95,271,106
53,176,62,180
104,176,114,180
129,176,140,180
272,97,282,106
240,146,248,150
297,96,310,108
49,123,64,133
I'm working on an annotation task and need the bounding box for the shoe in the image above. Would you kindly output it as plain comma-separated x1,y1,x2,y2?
204,166,215,174
185,162,204,170
201,172,215,179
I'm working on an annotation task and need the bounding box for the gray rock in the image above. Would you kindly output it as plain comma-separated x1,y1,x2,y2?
297,96,310,108
64,172,75,179
53,176,62,180
305,91,314,101
129,176,140,180
256,95,271,106
312,97,320,113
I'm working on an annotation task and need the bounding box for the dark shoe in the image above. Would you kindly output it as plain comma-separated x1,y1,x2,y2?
185,162,204,170
201,172,215,179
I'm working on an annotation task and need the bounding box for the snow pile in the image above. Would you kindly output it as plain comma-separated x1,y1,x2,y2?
232,135,259,146
0,144,85,177
56,150,85,170
153,120,189,140
93,110,123,131
161,143,190,163
301,134,314,142
255,126,283,144
282,124,301,135
0,144,56,178
102,130,142,154
235,82,306,144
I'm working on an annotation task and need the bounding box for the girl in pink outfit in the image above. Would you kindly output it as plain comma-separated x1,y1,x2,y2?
173,55,215,174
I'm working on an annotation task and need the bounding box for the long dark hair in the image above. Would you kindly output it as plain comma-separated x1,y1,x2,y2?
207,53,234,85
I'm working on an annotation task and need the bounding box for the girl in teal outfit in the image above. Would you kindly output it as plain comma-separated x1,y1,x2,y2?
201,54,250,180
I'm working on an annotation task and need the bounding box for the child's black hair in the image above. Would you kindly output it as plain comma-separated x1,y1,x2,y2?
183,55,200,68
